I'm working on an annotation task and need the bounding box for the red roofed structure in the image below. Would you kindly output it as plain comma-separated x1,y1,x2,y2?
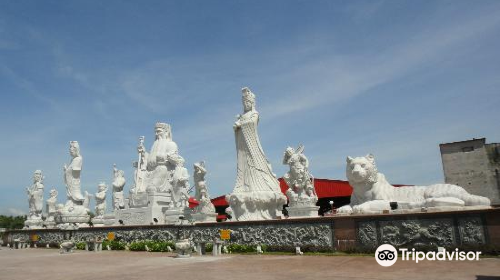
211,178,358,221
278,178,353,198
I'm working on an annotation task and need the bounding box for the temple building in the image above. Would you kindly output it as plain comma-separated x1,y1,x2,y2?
440,138,500,205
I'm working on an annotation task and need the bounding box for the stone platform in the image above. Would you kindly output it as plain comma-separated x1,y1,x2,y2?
4,208,499,251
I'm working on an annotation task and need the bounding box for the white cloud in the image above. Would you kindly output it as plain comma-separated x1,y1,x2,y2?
260,5,500,120
6,208,26,216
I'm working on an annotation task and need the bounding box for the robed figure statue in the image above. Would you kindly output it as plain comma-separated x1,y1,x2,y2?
63,141,91,212
27,170,44,220
226,87,286,221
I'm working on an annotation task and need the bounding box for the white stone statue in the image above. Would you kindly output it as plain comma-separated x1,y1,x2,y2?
175,239,191,258
24,170,44,229
58,141,91,228
132,136,147,193
336,154,492,214
94,182,107,218
45,189,58,226
191,162,217,222
226,87,287,221
193,161,207,201
282,145,319,217
131,123,179,194
64,141,85,205
119,122,191,225
60,241,75,254
169,154,190,209
112,164,126,210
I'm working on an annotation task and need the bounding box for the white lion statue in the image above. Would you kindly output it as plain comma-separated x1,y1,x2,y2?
336,154,491,214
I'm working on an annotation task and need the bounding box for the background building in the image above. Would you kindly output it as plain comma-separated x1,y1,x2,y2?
440,138,500,205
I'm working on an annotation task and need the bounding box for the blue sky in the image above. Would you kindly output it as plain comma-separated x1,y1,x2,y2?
1,0,499,215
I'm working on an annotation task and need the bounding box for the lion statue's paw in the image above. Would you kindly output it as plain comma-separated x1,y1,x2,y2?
352,204,367,214
336,205,353,214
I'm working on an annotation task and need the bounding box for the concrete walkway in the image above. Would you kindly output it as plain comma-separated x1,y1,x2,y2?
0,248,499,280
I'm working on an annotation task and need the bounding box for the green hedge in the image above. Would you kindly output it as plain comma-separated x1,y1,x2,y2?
102,240,127,250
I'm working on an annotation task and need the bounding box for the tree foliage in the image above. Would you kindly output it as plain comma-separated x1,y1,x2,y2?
0,215,27,229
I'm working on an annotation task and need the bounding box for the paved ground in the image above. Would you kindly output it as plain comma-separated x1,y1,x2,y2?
0,248,499,280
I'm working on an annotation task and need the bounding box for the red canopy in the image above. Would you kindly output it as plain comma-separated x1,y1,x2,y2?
278,177,354,198
211,178,357,207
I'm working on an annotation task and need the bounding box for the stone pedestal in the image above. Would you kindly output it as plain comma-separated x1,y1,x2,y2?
56,208,91,229
164,208,184,225
23,218,44,229
195,242,207,256
211,239,223,256
43,220,57,229
115,192,171,225
85,241,103,252
103,213,116,226
91,217,105,227
287,205,320,218
191,212,217,223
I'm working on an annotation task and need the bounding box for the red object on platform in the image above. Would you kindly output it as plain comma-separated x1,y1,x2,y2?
278,178,354,198
188,197,199,208
211,195,229,207
216,214,227,220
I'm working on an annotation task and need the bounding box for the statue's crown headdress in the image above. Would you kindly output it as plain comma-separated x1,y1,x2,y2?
155,122,170,130
242,87,255,102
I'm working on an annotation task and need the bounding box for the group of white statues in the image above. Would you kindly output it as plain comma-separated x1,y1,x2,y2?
24,87,492,228
24,123,219,228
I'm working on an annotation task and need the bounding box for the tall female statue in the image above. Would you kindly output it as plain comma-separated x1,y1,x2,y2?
56,141,91,229
226,87,286,221
64,141,85,205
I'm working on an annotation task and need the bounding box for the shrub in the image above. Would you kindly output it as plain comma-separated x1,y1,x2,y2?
226,244,257,253
101,239,127,250
205,243,213,252
75,242,86,250
129,241,146,251
148,241,175,252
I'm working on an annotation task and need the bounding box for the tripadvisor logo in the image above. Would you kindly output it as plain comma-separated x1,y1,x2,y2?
375,244,482,267
375,244,398,267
